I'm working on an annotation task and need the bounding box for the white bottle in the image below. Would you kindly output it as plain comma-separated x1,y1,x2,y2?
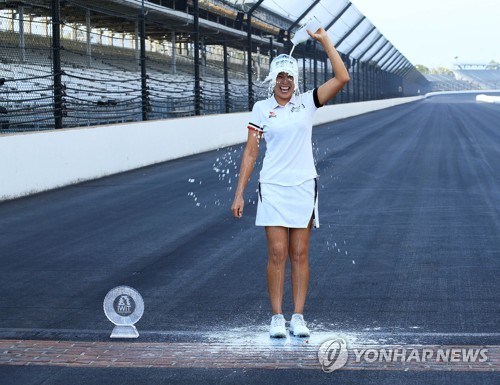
291,17,322,46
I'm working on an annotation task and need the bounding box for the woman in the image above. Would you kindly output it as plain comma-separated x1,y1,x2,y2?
231,27,349,338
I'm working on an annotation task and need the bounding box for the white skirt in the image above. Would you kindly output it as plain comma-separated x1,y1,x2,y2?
256,178,319,228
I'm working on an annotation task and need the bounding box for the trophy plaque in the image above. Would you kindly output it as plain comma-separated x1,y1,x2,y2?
103,286,144,338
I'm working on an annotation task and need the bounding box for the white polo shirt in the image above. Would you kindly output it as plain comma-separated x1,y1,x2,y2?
248,89,323,186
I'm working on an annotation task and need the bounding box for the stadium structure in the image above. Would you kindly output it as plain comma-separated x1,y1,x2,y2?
1,0,433,132
424,62,500,92
453,63,500,90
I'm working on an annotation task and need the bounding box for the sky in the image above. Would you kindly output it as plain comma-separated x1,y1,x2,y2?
350,0,499,69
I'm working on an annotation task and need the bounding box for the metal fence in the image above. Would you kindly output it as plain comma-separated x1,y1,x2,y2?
0,0,427,133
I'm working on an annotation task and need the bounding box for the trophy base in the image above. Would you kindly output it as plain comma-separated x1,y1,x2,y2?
110,325,139,339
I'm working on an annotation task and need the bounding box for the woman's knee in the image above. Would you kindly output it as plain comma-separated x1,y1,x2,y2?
289,248,308,265
268,243,288,266
289,228,310,265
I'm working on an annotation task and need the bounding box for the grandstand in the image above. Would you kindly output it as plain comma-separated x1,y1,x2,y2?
0,0,428,132
453,63,500,90
423,73,476,92
424,63,500,92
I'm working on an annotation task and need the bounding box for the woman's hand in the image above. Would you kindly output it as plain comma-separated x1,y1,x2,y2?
231,195,245,218
307,27,328,44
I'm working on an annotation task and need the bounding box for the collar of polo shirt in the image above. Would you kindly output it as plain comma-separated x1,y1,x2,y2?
270,93,299,109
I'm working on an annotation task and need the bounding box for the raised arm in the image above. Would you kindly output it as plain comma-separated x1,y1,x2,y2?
308,28,350,105
231,129,261,218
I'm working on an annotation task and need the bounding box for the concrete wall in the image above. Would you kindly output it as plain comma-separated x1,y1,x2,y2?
0,96,422,201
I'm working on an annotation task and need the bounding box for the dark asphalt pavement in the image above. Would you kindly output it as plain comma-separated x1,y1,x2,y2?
0,93,499,384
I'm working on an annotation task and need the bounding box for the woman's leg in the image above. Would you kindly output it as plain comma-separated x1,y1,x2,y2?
265,226,289,314
289,221,312,314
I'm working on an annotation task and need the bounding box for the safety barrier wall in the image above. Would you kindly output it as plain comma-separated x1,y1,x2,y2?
425,89,500,98
476,94,500,103
0,96,423,201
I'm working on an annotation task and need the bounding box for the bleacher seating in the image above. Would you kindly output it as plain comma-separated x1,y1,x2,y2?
1,60,267,131
0,27,270,131
423,74,476,92
454,69,500,90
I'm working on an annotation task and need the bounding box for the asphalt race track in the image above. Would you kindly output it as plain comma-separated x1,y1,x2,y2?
0,93,499,384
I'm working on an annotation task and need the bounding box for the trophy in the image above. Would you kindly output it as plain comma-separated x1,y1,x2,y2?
103,286,144,338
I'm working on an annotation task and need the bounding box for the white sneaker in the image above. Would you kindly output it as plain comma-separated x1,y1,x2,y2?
269,314,287,338
289,313,310,337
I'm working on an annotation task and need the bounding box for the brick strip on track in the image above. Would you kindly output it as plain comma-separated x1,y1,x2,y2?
0,339,498,371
